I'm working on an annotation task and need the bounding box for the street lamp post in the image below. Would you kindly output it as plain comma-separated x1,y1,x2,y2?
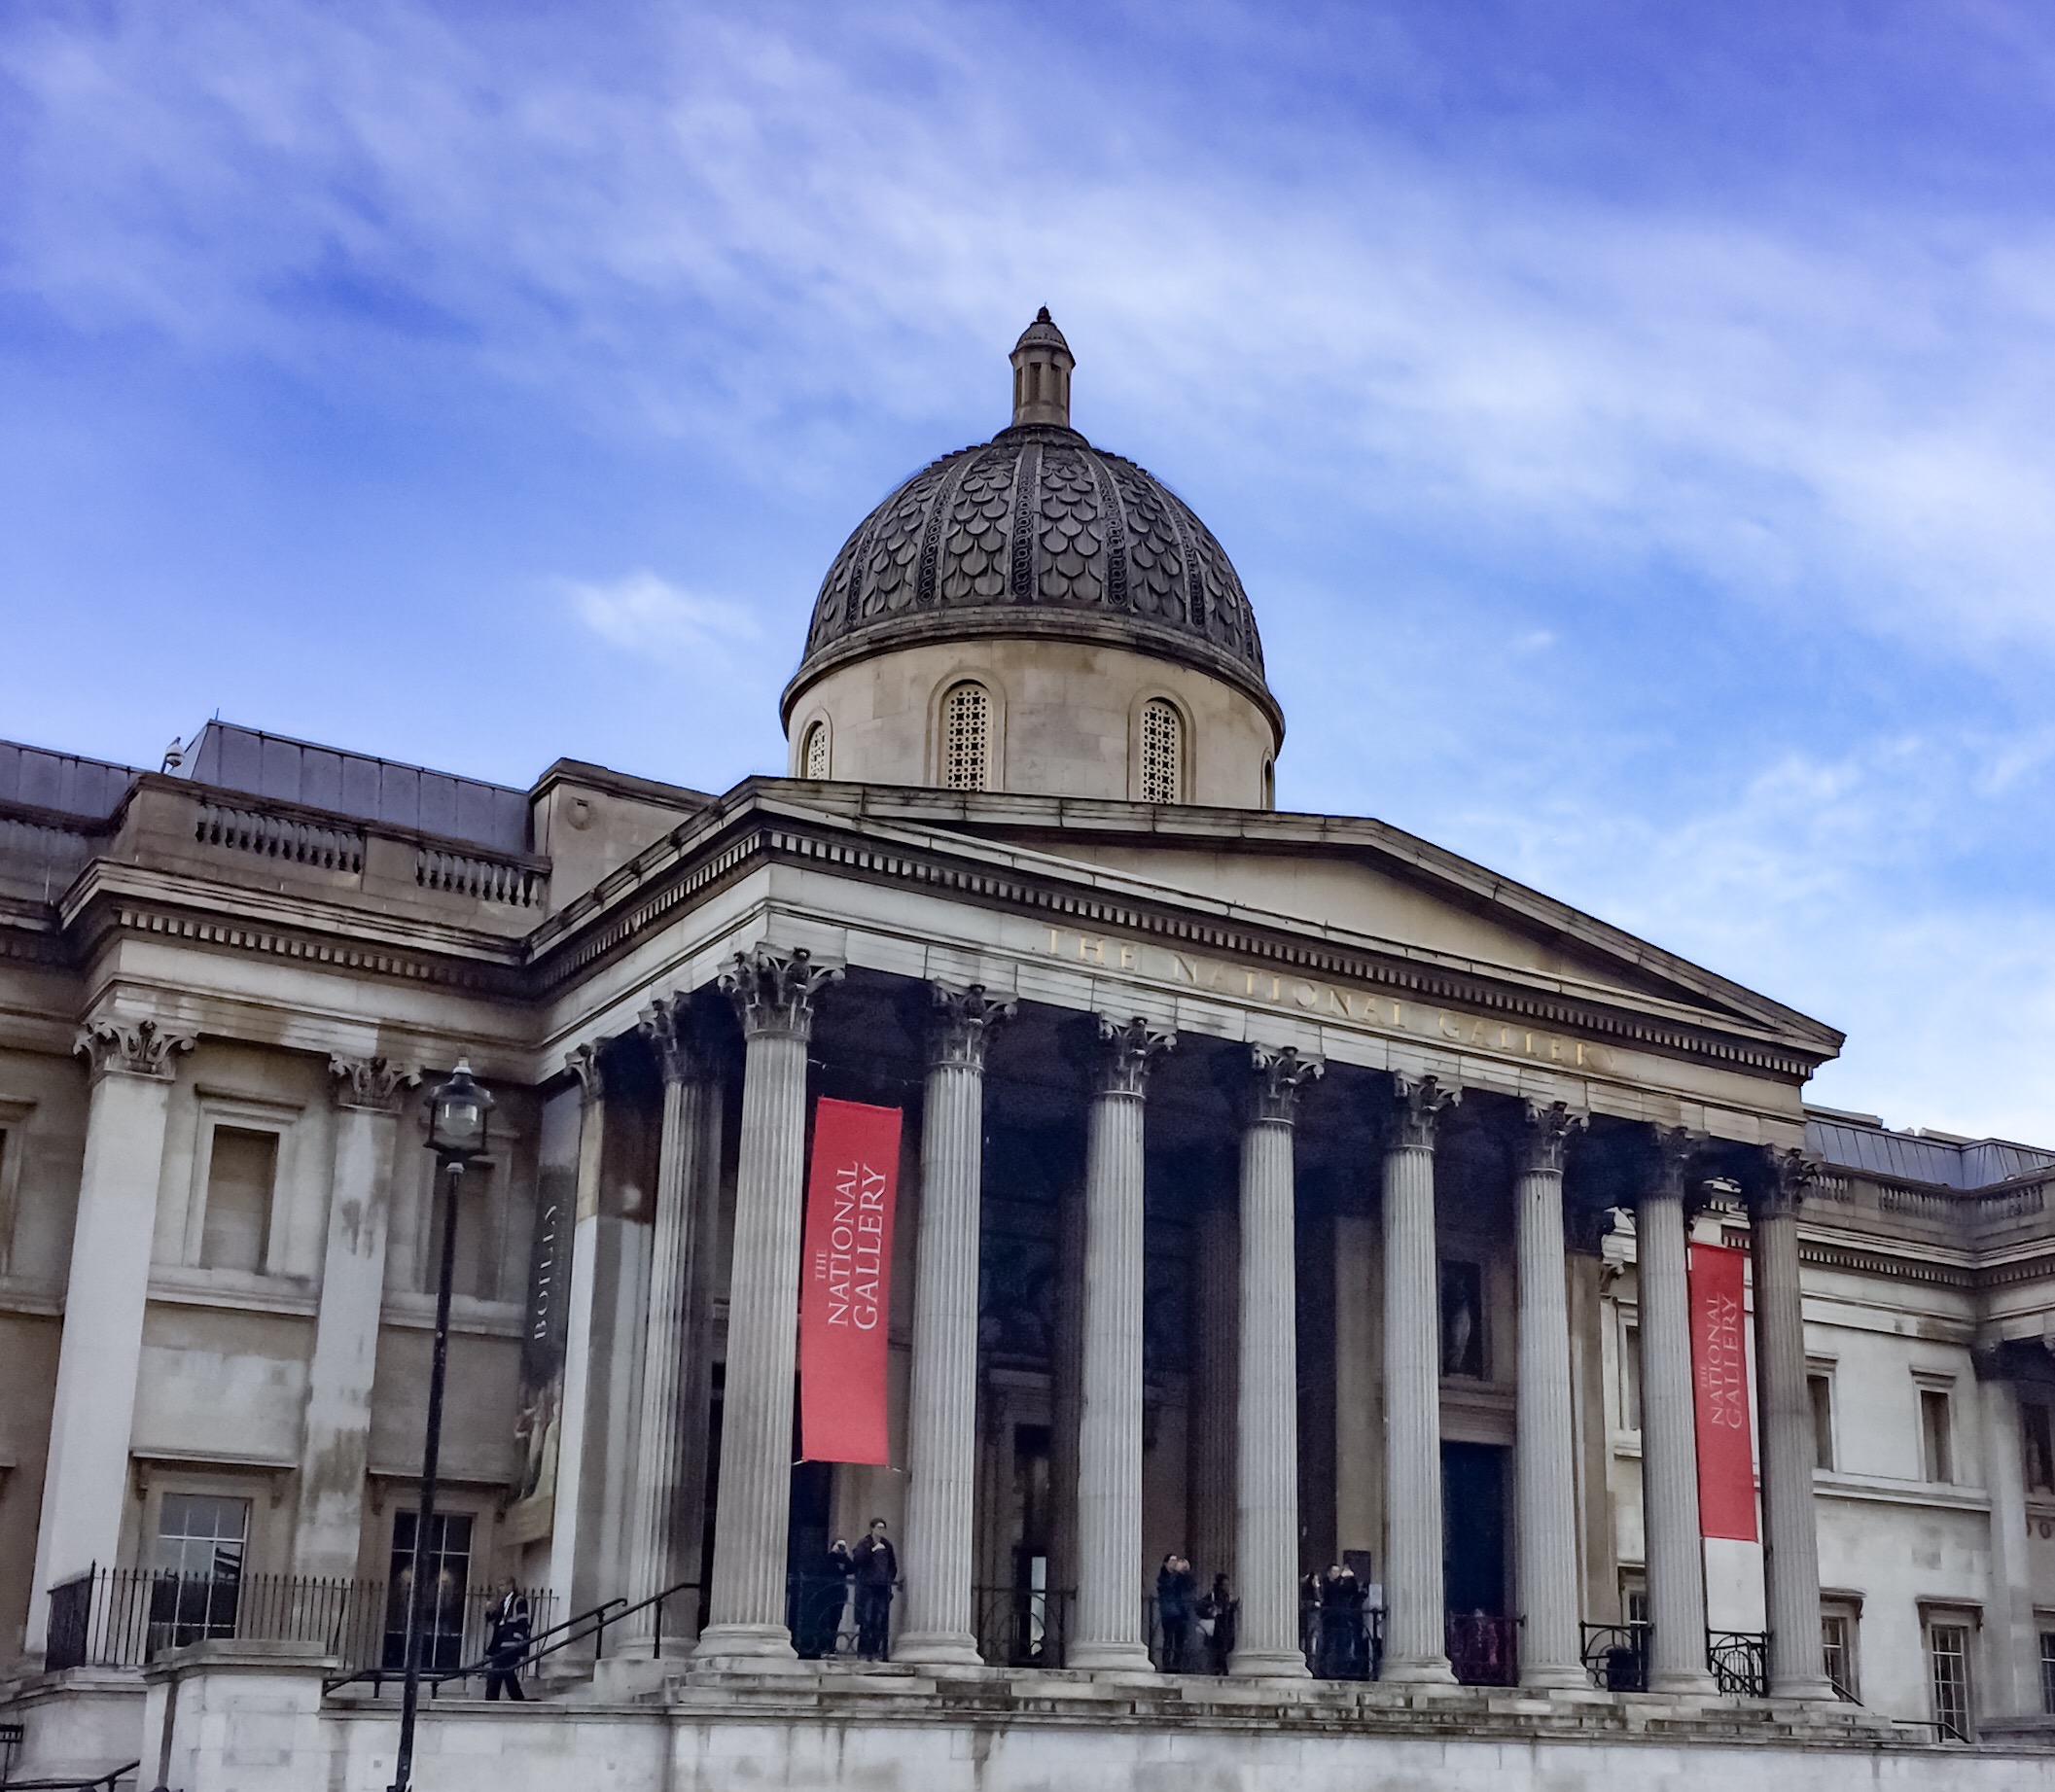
390,1061,493,1792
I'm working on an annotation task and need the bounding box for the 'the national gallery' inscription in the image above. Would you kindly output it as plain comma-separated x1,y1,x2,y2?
1043,927,1612,1072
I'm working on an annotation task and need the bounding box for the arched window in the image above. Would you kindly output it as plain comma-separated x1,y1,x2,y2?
801,720,830,780
1139,699,1182,804
941,682,990,791
1261,756,1275,810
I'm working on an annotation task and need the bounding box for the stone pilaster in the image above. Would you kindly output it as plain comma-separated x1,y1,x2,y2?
29,1017,195,1648
292,1058,418,1579
899,985,1013,1667
1978,1365,2039,1715
1070,1015,1172,1672
618,997,713,1654
1513,1101,1587,1690
1229,1045,1322,1678
1380,1072,1458,1683
1637,1128,1717,1694
695,946,841,1668
1751,1149,1832,1700
547,1044,609,1616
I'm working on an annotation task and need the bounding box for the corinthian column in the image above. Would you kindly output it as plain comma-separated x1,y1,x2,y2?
1230,1045,1322,1678
1381,1072,1458,1684
898,985,1013,1667
694,946,841,1668
1752,1148,1831,1700
1513,1101,1587,1689
619,996,713,1655
1637,1128,1716,1694
29,1017,194,1649
1069,1015,1172,1672
293,1058,418,1577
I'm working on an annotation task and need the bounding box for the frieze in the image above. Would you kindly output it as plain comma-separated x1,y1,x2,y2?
1040,925,1614,1075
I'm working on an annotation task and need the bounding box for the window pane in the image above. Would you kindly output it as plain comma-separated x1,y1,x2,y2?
803,722,830,780
1821,1613,1855,1700
384,1511,475,1673
1809,1375,1835,1471
152,1494,250,1650
1928,1622,1971,1740
2040,1632,2055,1717
1140,701,1181,804
941,684,990,792
200,1128,276,1273
1622,1325,1643,1432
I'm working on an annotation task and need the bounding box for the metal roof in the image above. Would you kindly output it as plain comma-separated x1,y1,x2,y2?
1805,1111,2055,1191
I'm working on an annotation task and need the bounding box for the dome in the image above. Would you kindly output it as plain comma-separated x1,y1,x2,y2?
782,311,1279,737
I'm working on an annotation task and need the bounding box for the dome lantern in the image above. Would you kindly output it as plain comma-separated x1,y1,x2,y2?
1009,306,1075,430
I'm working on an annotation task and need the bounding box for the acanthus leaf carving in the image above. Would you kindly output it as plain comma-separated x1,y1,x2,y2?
929,983,1015,1072
329,1055,421,1113
1247,1043,1323,1125
1389,1072,1458,1150
74,1017,195,1082
719,945,842,1041
1093,1014,1174,1098
1517,1099,1587,1176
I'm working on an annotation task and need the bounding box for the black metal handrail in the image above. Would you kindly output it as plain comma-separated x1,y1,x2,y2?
44,1565,555,1678
0,1764,140,1791
1580,1621,1650,1692
973,1584,1071,1669
1708,1629,1768,1698
1447,1612,1519,1686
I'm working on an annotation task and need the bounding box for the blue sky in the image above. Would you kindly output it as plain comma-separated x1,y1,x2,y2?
4,1,2053,1142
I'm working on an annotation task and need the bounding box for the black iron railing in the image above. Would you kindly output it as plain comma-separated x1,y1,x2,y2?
0,1764,140,1791
787,1574,904,1662
974,1584,1071,1668
44,1566,553,1679
1446,1612,1519,1686
1708,1630,1768,1698
1580,1621,1650,1692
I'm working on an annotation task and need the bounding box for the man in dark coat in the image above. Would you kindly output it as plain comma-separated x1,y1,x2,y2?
1155,1555,1197,1670
1317,1563,1364,1678
850,1519,898,1661
483,1579,531,1700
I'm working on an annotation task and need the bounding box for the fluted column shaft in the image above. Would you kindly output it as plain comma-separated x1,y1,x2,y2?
1513,1103,1587,1689
1230,1047,1321,1677
696,948,841,1667
1381,1074,1457,1683
899,987,1012,1667
1752,1153,1831,1699
1637,1132,1716,1694
620,1001,710,1652
1070,1016,1171,1672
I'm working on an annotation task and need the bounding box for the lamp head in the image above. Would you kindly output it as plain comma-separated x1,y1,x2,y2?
427,1059,493,1162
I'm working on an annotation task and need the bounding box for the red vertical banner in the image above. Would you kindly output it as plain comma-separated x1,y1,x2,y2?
798,1097,903,1465
1688,1243,1758,1541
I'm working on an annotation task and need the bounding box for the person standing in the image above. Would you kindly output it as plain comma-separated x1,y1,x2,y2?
850,1518,898,1661
482,1579,531,1701
1155,1554,1196,1670
1197,1573,1236,1675
1317,1562,1364,1678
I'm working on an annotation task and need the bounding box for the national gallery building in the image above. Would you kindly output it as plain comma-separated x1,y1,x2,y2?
2,316,2052,1790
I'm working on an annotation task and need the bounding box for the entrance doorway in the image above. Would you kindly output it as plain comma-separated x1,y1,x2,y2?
1441,1441,1514,1684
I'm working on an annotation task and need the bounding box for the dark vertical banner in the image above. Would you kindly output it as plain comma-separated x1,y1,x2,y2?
1688,1242,1758,1541
799,1098,903,1465
506,1085,581,1544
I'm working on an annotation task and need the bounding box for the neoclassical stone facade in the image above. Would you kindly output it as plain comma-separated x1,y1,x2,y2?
1,318,2052,1789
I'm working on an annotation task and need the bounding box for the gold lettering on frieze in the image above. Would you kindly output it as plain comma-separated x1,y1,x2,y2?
1045,928,1608,1072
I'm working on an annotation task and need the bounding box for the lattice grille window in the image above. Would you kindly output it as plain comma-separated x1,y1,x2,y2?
941,683,990,791
802,721,830,780
1140,700,1182,804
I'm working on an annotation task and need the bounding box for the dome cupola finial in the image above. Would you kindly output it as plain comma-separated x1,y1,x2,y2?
1009,306,1075,429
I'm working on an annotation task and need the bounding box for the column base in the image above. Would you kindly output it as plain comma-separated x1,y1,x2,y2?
1519,1662,1595,1692
1768,1673,1839,1702
1380,1654,1457,1685
691,1623,801,1673
892,1632,984,1669
1227,1649,1311,1680
1649,1668,1718,1696
1066,1640,1155,1673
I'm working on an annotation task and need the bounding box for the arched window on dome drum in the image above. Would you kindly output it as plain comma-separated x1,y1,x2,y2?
802,720,830,780
941,682,991,791
1140,699,1182,804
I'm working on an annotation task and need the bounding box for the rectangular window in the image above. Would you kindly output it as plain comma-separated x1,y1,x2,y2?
1621,1322,1643,1432
383,1510,475,1673
149,1493,250,1649
1927,1620,1972,1740
1809,1373,1835,1471
1620,1574,1648,1628
1821,1610,1858,1701
1920,1388,1955,1485
2024,1400,2055,1494
2040,1632,2055,1717
1438,1259,1485,1379
199,1127,277,1273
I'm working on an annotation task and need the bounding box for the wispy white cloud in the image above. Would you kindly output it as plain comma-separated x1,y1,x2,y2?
564,570,759,667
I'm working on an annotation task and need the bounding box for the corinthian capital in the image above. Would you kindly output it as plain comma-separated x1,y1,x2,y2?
1516,1100,1586,1175
1753,1146,1817,1221
1388,1072,1458,1149
566,1041,606,1103
929,984,1015,1072
1643,1125,1704,1205
720,945,842,1041
1247,1044,1323,1125
74,1017,195,1082
1093,1014,1174,1098
638,994,707,1086
329,1056,421,1113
